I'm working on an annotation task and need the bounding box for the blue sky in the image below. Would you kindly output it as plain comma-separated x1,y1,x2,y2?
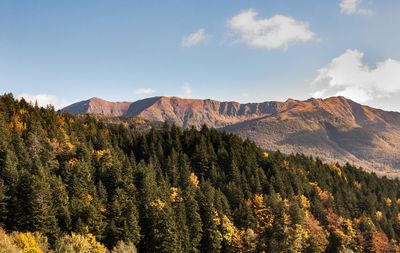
1,0,400,110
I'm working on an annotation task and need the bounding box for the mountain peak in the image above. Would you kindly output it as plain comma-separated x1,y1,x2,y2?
88,96,106,102
61,97,131,116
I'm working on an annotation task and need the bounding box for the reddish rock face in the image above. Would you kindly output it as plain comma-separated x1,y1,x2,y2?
61,97,131,117
62,96,400,175
125,96,292,128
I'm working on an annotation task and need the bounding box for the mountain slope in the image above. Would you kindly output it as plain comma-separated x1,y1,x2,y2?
124,96,296,128
222,97,400,174
62,96,400,173
61,97,131,116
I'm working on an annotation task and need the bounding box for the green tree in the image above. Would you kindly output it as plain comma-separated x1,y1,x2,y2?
137,164,180,253
105,187,140,248
198,181,223,252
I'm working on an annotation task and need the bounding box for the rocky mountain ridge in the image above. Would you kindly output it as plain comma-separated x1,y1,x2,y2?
61,96,400,174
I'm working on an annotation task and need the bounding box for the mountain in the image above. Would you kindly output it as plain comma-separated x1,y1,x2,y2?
223,97,400,175
62,96,400,174
5,93,400,252
63,96,293,127
125,96,297,128
61,97,131,117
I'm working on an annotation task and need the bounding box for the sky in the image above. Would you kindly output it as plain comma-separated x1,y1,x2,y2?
0,0,400,111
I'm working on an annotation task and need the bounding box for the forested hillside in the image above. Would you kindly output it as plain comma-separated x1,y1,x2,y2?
62,96,400,174
1,93,400,252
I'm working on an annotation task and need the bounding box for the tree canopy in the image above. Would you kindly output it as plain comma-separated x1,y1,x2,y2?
1,93,400,252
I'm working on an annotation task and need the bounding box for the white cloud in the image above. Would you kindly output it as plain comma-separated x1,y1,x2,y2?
182,83,192,97
340,0,372,15
135,88,156,95
311,49,400,105
227,9,315,50
182,29,206,47
17,93,71,110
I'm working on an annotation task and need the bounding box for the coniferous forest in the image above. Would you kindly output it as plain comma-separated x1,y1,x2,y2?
2,93,400,252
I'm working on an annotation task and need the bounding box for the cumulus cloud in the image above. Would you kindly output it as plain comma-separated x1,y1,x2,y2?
182,83,192,97
182,29,206,47
227,9,315,50
135,88,156,95
340,0,372,15
17,93,71,110
311,49,400,105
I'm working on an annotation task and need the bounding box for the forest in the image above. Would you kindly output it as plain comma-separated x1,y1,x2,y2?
1,93,400,252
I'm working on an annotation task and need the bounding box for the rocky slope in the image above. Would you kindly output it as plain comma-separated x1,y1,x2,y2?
222,97,400,175
125,96,299,128
61,97,131,117
62,96,400,174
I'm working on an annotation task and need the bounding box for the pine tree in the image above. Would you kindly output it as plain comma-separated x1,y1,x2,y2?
19,158,59,243
178,156,203,252
0,179,8,226
199,181,223,252
166,149,179,186
105,187,140,248
0,147,20,230
50,175,71,232
137,164,180,253
191,136,210,178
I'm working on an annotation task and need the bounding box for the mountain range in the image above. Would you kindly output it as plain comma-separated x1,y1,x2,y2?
61,96,400,175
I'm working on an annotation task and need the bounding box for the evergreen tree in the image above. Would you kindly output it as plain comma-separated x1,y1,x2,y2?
199,181,223,252
137,164,180,253
105,187,140,248
0,179,8,226
178,154,203,252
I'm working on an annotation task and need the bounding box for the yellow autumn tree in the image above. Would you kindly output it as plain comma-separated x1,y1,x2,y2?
376,211,383,221
189,172,200,188
221,215,241,250
386,198,392,207
7,115,27,133
148,198,166,210
12,232,49,253
170,187,182,203
253,194,274,251
299,195,311,209
329,163,343,177
55,233,107,253
0,228,22,253
309,182,333,203
221,215,257,253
